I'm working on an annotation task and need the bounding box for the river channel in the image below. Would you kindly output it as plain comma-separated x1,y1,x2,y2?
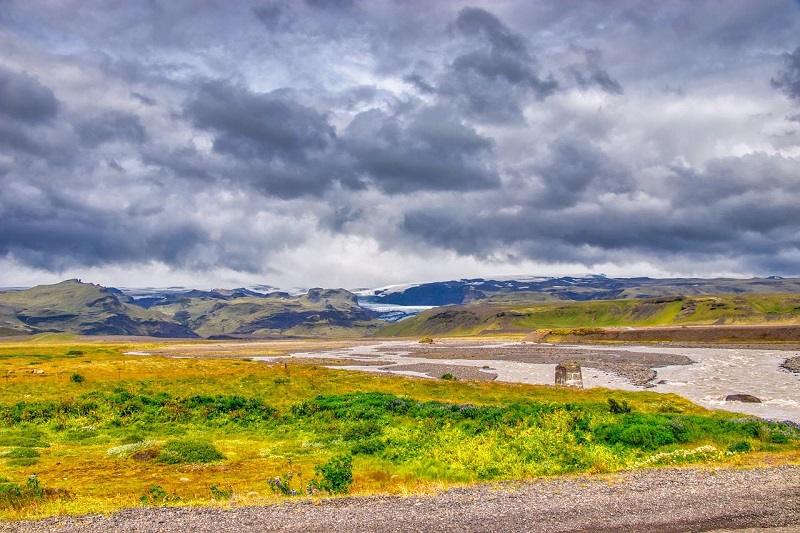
254,340,800,423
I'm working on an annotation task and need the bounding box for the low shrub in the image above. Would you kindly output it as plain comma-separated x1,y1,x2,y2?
769,431,790,444
0,475,62,510
209,484,233,500
107,440,160,458
266,459,306,496
139,484,178,506
727,440,752,453
156,439,224,464
595,414,677,450
310,454,353,495
608,398,632,414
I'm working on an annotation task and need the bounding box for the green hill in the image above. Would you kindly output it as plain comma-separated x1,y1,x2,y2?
0,280,197,337
377,294,800,337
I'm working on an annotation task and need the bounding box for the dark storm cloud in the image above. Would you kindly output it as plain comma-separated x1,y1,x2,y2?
570,50,623,95
187,81,334,161
0,67,59,124
532,137,632,208
130,92,157,106
184,80,346,197
401,152,800,273
438,7,558,124
76,111,147,147
252,4,287,31
0,181,207,271
772,47,800,104
343,105,499,193
453,7,528,56
403,73,436,94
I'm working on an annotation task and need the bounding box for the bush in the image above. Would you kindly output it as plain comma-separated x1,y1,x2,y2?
727,441,752,453
156,440,224,464
769,431,790,444
139,484,175,506
209,484,233,499
0,475,57,510
342,420,383,441
267,470,302,496
311,454,353,495
608,398,632,414
70,373,85,384
596,414,678,450
350,437,386,455
440,373,457,381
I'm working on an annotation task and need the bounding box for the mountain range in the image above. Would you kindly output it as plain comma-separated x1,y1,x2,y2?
358,275,800,306
1,275,800,338
0,280,377,338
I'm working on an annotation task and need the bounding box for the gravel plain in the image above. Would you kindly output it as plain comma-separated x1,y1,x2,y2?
5,466,800,533
395,342,693,386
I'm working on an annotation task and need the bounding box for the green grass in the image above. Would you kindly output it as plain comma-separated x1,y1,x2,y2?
378,294,800,337
0,337,797,519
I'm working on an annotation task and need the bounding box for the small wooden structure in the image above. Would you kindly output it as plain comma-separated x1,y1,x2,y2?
555,362,583,388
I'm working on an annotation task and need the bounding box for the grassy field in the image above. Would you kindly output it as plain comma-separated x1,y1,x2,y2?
378,294,800,337
0,335,798,520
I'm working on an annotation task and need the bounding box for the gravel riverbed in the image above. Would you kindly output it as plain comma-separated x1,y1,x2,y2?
6,466,800,532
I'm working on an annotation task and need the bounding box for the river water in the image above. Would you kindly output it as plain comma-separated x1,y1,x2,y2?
577,344,800,422
258,341,800,423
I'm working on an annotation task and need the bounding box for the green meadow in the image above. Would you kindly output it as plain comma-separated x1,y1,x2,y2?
378,294,800,336
0,336,798,519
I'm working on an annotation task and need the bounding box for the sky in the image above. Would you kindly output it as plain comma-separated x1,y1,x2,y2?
2,0,800,290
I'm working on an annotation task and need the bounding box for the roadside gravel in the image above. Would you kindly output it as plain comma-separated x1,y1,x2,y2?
6,466,800,532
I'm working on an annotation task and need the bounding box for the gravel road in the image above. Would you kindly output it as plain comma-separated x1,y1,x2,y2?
6,466,800,532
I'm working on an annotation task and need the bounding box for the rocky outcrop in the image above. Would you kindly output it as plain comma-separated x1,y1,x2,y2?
781,356,800,374
725,394,762,403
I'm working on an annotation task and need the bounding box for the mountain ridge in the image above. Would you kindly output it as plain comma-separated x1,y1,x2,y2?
2,276,800,338
0,280,378,338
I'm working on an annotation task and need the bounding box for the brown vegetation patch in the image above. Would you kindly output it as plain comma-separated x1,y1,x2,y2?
132,449,160,462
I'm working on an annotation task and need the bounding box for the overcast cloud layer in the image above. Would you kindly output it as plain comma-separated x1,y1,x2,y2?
2,0,800,289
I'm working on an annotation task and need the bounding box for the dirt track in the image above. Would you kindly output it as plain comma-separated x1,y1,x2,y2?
6,466,800,532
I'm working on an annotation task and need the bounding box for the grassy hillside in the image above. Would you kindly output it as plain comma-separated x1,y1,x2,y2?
377,294,800,337
0,337,796,519
0,281,196,338
150,288,379,337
